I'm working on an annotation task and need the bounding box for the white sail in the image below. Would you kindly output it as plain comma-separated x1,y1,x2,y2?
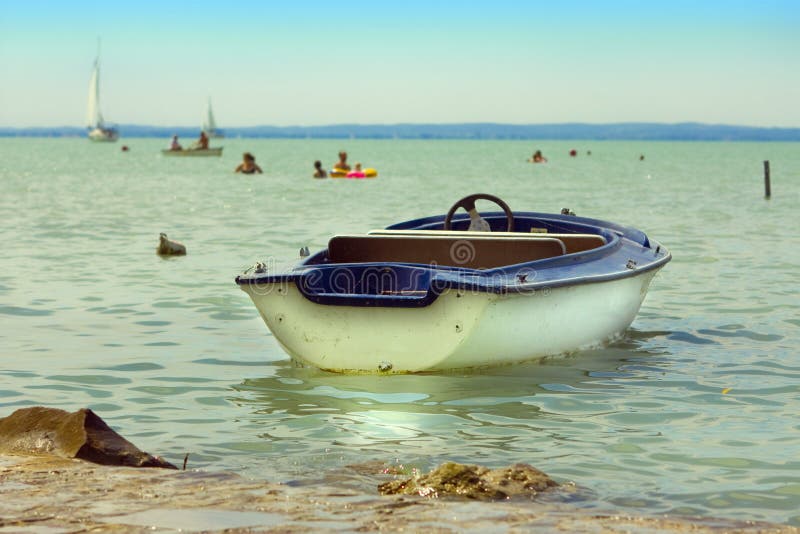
86,60,103,129
202,98,224,138
203,98,216,131
86,53,118,142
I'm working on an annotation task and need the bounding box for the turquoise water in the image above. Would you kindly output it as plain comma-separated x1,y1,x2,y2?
1,138,798,525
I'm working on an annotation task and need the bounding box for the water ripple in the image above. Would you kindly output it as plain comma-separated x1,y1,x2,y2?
0,305,53,316
2,139,799,526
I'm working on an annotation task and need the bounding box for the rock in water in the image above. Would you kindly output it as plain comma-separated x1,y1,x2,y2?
0,407,176,469
157,233,186,255
378,461,558,500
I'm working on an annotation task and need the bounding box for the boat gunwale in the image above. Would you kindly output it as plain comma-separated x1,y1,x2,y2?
235,211,671,307
160,147,224,157
236,247,670,293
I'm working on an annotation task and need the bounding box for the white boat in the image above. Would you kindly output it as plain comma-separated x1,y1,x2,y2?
202,98,224,138
86,52,118,142
161,147,223,157
235,193,672,373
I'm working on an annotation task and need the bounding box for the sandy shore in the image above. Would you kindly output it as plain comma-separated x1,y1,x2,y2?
0,454,796,533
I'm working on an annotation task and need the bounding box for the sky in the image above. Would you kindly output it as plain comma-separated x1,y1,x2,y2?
1,0,798,128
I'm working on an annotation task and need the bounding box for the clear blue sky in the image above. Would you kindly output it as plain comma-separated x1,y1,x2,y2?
1,0,798,128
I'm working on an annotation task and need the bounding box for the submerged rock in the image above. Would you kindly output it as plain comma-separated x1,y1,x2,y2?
1,456,787,533
0,407,176,469
378,461,558,500
157,232,186,255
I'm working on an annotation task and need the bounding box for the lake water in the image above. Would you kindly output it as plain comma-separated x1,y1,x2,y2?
1,137,798,526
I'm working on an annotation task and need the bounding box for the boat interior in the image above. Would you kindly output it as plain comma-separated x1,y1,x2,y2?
316,194,618,270
313,195,617,270
285,223,614,304
288,224,611,303
321,229,608,271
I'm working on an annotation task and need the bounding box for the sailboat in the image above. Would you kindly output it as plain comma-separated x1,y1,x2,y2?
202,98,224,138
86,53,118,142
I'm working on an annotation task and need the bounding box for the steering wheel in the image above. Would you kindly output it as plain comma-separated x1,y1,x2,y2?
443,193,514,232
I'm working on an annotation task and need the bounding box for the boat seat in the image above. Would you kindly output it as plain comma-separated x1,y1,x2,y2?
367,229,607,254
327,235,566,269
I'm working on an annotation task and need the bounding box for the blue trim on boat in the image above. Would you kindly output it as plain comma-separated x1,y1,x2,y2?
235,211,671,308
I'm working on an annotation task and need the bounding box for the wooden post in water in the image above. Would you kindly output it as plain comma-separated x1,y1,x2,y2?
764,160,771,198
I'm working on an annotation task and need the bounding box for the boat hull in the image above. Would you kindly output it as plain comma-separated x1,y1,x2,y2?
239,268,660,373
161,148,223,157
236,208,671,373
88,128,119,142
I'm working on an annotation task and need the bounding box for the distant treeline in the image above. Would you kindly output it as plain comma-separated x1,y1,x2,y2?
2,122,799,141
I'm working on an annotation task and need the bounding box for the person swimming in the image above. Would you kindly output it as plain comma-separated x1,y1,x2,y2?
313,160,327,178
235,152,263,174
346,162,366,178
333,151,351,171
530,150,547,163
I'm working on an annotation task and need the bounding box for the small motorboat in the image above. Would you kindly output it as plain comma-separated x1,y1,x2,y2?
161,147,223,157
235,193,671,373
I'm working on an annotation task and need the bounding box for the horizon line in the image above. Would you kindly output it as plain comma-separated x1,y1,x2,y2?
3,122,799,142
2,121,800,130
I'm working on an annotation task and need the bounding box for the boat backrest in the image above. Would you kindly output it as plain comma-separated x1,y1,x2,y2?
327,235,566,269
366,229,606,254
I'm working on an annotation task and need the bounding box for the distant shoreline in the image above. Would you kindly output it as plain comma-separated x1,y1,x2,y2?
1,122,799,141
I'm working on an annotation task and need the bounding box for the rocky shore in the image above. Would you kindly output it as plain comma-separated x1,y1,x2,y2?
0,408,796,532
